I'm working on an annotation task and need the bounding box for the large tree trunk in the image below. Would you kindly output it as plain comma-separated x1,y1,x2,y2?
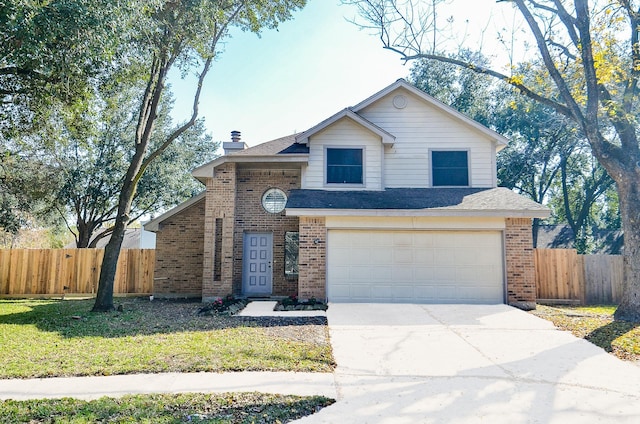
614,177,640,322
92,181,137,311
92,222,125,311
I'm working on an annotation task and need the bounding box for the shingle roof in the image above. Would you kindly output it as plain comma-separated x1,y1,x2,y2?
228,134,306,156
286,187,549,217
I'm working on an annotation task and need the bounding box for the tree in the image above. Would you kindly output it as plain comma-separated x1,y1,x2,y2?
408,50,496,126
48,83,217,248
409,55,615,252
344,0,640,320
1,1,135,136
91,0,306,312
0,141,62,237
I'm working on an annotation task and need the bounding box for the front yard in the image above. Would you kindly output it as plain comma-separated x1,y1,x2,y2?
531,305,640,362
0,298,335,379
1,393,335,423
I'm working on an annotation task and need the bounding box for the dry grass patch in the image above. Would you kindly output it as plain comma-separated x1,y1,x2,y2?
0,299,335,378
531,305,640,362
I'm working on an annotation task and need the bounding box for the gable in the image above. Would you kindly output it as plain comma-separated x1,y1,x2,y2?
352,79,508,149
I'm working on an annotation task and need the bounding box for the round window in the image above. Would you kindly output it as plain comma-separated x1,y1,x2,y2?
262,188,287,213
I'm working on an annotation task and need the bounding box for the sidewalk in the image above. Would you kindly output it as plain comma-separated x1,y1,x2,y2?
0,372,336,401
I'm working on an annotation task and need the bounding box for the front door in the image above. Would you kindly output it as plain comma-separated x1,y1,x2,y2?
242,233,273,296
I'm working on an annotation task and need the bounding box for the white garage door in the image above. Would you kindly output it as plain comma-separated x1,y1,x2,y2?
327,230,504,303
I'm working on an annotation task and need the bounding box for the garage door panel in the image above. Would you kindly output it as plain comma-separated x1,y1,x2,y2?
434,249,456,265
327,230,504,304
413,233,435,247
394,248,413,263
371,266,393,280
393,233,413,246
349,265,372,281
351,249,371,263
432,267,457,281
371,248,392,264
414,266,434,279
331,248,352,265
414,249,434,265
392,266,413,280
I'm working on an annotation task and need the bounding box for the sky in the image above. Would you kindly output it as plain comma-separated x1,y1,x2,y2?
169,0,521,148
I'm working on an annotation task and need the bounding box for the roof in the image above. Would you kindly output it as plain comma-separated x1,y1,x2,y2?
192,134,308,182
286,187,550,218
295,108,395,145
226,134,304,156
144,192,206,232
192,79,510,181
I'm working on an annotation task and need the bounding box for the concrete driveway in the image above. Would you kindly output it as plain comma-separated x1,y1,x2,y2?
298,303,640,423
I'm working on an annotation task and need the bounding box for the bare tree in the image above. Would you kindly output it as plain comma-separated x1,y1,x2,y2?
343,0,640,321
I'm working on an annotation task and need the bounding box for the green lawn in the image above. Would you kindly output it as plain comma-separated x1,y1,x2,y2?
0,299,334,378
0,393,335,423
532,305,640,361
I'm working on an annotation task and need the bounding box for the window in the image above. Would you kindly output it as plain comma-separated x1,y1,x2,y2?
326,148,363,184
432,151,469,186
262,188,287,213
284,232,299,277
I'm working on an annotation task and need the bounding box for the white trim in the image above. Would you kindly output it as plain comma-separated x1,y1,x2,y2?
352,79,509,147
286,208,550,219
144,192,206,232
192,155,308,182
295,109,395,146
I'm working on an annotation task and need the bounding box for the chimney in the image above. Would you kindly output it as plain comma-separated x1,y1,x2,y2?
223,130,247,155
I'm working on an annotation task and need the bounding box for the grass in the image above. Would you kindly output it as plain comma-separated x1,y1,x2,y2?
531,304,640,361
0,299,334,379
0,392,335,423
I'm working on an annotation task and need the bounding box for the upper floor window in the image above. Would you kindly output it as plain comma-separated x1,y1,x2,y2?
432,150,469,186
326,148,363,184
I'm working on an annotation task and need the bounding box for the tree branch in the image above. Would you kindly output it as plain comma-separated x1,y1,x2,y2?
401,52,574,116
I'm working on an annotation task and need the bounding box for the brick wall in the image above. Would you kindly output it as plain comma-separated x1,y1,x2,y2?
153,198,205,298
234,168,300,296
505,217,536,310
298,216,326,300
202,162,236,300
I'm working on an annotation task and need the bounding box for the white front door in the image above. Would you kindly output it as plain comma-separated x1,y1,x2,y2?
243,233,273,296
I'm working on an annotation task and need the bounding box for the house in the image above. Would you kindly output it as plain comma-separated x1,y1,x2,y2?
64,228,156,249
145,79,549,309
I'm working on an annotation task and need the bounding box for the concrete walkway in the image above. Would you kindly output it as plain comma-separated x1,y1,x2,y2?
0,372,336,401
237,300,327,317
297,303,640,423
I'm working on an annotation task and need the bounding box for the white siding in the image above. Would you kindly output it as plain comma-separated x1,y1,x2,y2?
301,118,383,190
359,88,497,188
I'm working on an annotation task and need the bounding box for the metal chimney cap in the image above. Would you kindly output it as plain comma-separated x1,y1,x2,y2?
230,130,241,142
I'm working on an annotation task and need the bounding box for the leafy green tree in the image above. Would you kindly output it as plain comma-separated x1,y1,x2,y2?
90,0,307,312
1,1,135,136
345,0,640,321
0,141,61,236
48,84,217,248
409,51,496,126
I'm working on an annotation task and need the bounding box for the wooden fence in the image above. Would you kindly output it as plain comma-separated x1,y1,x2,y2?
534,248,624,305
0,249,155,297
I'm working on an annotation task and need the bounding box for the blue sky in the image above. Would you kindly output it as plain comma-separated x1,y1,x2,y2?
169,0,511,147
